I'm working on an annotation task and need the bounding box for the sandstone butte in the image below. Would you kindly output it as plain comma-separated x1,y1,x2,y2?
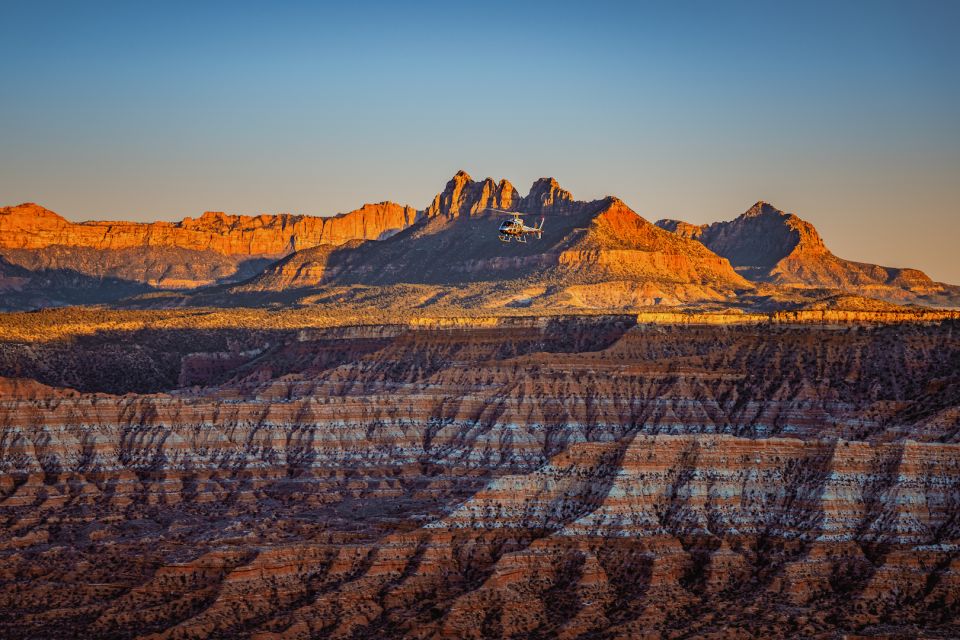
1,316,959,638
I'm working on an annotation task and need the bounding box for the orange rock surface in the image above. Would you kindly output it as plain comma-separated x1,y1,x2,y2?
0,202,419,297
0,202,418,255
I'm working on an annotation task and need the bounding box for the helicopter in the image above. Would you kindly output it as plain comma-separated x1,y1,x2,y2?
485,208,545,243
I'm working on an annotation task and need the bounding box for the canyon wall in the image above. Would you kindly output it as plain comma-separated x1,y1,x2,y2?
1,318,959,638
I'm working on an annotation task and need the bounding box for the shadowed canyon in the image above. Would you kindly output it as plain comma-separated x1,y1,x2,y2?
2,172,959,638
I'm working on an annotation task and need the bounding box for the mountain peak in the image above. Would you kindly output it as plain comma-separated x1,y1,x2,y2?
525,177,575,213
1,202,65,219
653,201,948,302
530,177,560,190
426,172,581,217
426,171,519,218
197,210,235,222
743,200,783,218
0,203,70,228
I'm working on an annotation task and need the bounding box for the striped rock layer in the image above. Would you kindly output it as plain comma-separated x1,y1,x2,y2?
1,318,959,638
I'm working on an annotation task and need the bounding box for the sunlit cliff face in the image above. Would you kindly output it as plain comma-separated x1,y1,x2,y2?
4,172,959,314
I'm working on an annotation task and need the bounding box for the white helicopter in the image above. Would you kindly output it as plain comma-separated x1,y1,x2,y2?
485,208,545,243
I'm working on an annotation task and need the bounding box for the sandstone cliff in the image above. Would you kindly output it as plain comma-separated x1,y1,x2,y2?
0,202,418,255
0,201,419,304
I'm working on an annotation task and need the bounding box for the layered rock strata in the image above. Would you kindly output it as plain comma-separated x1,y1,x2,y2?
1,319,959,637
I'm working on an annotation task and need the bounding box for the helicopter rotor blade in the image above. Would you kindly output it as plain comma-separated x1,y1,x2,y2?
481,207,562,217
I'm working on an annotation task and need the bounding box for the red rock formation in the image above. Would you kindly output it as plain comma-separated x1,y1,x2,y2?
656,201,960,306
555,198,749,286
424,170,521,218
0,201,419,297
6,176,958,312
424,171,585,219
0,201,418,255
232,176,751,308
524,177,576,213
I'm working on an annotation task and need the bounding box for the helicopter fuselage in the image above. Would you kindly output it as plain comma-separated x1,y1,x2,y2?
497,215,543,243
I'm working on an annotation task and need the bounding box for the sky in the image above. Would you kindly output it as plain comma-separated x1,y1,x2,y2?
1,0,958,282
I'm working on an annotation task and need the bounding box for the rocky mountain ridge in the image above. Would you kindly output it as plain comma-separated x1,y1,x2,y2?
3,173,958,312
0,201,418,303
423,170,578,218
0,201,418,255
656,201,959,306
224,173,752,310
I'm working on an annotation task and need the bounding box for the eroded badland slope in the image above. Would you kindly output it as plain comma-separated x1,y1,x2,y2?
1,315,959,638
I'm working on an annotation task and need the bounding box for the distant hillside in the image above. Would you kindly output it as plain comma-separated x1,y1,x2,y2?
656,201,960,307
0,201,418,309
227,171,751,309
4,174,958,313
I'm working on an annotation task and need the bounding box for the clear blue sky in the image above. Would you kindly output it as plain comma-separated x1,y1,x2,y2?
2,0,958,281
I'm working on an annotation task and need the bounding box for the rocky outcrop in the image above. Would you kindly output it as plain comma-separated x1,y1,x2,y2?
424,170,521,218
1,318,960,638
656,201,960,306
524,177,576,213
652,218,705,241
423,172,578,219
